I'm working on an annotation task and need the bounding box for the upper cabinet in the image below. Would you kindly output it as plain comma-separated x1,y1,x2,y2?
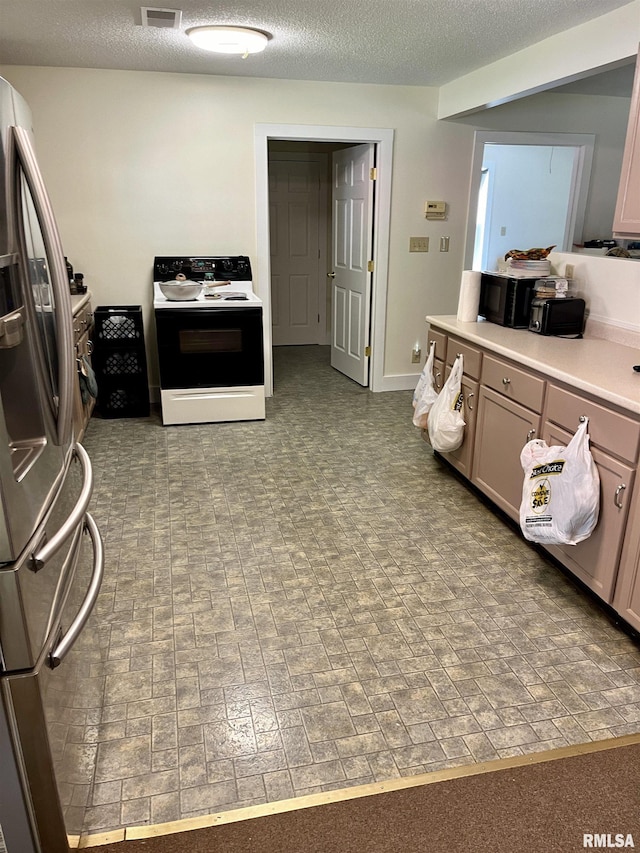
613,49,640,237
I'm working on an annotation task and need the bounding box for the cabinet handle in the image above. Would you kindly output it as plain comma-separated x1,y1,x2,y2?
434,370,442,390
466,392,475,411
614,484,626,509
502,377,511,386
526,428,536,442
87,340,93,355
579,415,587,423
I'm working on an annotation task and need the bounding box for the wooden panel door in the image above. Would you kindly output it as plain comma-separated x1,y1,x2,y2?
330,144,375,386
472,386,541,521
269,158,322,345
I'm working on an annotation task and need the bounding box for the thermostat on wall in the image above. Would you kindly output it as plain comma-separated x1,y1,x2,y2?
425,201,447,220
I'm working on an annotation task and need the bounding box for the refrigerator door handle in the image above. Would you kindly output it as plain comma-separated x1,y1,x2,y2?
43,520,83,642
49,512,103,669
32,443,93,570
12,125,75,448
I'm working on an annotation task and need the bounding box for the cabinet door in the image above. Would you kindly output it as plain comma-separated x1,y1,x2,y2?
543,422,635,603
433,357,445,393
472,386,540,521
613,51,640,237
440,375,479,479
72,328,95,441
613,486,640,632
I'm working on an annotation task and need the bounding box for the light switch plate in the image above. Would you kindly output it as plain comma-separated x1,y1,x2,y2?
410,237,429,252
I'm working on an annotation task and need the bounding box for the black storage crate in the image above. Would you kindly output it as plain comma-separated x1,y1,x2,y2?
94,305,145,345
93,306,150,418
94,378,150,418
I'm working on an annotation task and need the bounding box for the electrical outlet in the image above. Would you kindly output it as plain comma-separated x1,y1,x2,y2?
410,237,429,253
440,236,450,252
500,226,507,236
412,347,421,363
565,263,575,279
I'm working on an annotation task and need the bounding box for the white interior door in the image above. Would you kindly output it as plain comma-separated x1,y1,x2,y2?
269,158,322,346
330,144,375,386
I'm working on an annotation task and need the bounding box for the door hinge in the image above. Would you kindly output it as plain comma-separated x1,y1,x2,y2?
367,260,374,272
365,346,371,357
370,168,377,181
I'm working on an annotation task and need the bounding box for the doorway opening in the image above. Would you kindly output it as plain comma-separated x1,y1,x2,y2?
254,124,394,397
464,131,595,271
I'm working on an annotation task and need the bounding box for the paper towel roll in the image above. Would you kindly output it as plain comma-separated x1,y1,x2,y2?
457,271,481,322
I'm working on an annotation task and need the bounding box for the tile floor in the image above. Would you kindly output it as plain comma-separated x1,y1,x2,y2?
80,345,640,834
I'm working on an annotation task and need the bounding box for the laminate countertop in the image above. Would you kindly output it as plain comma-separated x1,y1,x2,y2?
71,291,91,316
425,316,640,417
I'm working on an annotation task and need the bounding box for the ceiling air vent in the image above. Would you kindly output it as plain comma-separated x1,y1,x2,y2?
141,7,183,29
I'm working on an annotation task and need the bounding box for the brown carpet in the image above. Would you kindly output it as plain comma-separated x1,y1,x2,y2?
91,742,640,853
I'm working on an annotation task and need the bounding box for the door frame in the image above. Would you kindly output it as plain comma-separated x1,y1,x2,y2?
255,123,394,396
464,131,595,270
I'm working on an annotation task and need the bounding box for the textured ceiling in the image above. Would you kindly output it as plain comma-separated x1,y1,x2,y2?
0,0,635,88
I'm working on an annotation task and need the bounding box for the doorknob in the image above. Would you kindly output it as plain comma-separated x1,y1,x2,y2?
327,271,336,279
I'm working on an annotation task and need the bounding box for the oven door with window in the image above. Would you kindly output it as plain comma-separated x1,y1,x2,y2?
155,307,264,389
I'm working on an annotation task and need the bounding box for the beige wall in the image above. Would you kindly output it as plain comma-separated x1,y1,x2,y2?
0,64,637,392
0,66,476,386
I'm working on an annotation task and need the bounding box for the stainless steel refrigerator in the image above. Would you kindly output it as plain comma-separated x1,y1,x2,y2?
0,76,105,853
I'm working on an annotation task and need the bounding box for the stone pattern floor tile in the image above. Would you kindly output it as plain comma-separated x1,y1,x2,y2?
78,345,640,834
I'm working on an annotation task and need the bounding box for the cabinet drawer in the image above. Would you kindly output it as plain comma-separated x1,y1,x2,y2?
73,303,93,340
427,327,447,362
445,336,482,380
546,384,640,464
481,354,545,413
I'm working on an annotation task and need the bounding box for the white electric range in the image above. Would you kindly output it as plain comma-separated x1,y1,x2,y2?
153,256,265,425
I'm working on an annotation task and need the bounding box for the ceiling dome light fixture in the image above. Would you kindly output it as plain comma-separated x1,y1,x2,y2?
186,25,268,57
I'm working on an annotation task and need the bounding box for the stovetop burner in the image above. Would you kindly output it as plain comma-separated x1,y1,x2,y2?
153,256,261,310
153,255,252,283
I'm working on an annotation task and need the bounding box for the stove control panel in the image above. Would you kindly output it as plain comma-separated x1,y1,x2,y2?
153,256,253,282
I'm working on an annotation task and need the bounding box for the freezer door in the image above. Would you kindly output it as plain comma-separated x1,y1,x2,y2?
0,82,75,562
1,512,104,850
0,682,42,853
0,444,94,672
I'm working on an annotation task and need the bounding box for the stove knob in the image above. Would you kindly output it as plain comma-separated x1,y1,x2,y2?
157,263,169,275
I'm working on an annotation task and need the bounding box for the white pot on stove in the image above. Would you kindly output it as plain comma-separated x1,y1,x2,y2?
159,275,203,301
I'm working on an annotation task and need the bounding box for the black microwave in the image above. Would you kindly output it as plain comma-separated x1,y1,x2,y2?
479,273,536,328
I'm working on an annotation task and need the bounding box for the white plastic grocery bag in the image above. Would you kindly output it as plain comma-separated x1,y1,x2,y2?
427,355,465,452
519,418,600,546
412,342,438,429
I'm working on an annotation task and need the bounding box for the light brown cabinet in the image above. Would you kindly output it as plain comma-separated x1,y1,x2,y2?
613,486,640,632
543,421,635,603
542,382,639,605
613,49,640,237
471,352,544,521
472,386,541,520
439,335,482,479
425,320,640,629
72,300,95,441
